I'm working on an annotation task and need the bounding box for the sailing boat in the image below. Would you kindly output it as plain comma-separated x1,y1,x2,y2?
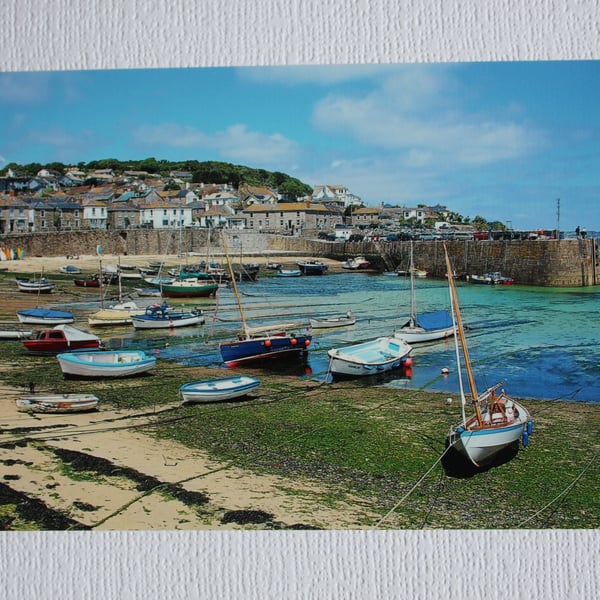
158,222,219,297
394,242,456,343
88,256,143,326
218,233,312,367
443,244,533,467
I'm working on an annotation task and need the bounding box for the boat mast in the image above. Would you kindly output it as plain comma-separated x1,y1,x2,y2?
221,232,250,337
409,241,416,327
443,244,483,426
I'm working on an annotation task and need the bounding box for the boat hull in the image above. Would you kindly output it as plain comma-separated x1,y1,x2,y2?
160,281,219,298
393,326,456,343
179,376,260,403
16,279,55,293
309,314,356,329
0,327,33,339
132,312,205,329
446,399,531,466
16,393,99,413
327,336,412,377
220,334,312,367
296,261,328,275
16,308,74,325
56,350,156,378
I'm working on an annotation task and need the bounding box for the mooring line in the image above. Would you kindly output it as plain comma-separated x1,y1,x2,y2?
374,445,454,528
516,453,597,528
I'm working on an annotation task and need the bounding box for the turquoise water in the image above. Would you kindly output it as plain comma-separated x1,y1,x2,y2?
99,272,600,403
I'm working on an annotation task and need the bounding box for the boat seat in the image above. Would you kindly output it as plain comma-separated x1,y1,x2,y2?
491,412,505,424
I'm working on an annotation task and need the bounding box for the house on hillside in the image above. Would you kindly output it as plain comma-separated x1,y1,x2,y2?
239,185,277,205
108,201,140,230
0,195,30,233
82,199,108,229
242,201,343,235
138,199,194,229
350,206,380,227
312,184,362,208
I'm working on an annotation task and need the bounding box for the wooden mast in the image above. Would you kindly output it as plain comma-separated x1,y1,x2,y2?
221,232,249,337
443,244,484,426
409,241,416,328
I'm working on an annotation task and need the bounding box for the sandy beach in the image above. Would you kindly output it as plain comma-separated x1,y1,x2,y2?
1,252,373,530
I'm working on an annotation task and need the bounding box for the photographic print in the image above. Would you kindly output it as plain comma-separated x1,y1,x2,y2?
0,61,598,533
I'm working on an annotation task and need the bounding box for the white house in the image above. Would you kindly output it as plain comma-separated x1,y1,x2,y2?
82,200,108,229
139,200,195,229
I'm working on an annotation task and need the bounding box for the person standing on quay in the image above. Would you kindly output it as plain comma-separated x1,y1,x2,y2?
575,225,581,238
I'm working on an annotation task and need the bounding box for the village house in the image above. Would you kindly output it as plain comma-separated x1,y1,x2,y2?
312,184,362,208
108,200,140,230
239,184,278,205
242,201,343,235
0,195,30,233
138,199,194,229
350,206,380,227
82,198,108,229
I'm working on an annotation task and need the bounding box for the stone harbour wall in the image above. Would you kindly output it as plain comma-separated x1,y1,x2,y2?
1,230,598,287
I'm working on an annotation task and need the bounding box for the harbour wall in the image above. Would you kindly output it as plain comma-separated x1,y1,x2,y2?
1,230,598,287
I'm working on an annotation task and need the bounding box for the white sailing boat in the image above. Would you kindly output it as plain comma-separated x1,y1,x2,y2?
443,244,533,467
394,242,456,343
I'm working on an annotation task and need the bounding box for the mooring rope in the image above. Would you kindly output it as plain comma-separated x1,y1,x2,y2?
373,444,454,528
516,452,597,528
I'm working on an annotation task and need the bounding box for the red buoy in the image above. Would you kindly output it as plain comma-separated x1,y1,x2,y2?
290,338,297,345
264,339,272,347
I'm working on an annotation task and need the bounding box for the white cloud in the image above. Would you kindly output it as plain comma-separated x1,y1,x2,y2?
133,122,300,168
25,128,98,161
235,64,402,86
312,71,543,167
0,73,49,103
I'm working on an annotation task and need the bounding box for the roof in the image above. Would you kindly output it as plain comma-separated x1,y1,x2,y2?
244,202,332,214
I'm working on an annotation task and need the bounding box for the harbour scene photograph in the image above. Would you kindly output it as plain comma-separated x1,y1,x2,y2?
0,59,598,538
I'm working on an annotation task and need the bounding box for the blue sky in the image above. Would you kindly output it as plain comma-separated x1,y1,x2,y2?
1,61,599,231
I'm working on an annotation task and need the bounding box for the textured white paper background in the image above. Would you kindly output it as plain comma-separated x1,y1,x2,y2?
1,1,599,598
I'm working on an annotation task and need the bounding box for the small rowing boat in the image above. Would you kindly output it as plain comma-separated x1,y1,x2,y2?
179,375,261,403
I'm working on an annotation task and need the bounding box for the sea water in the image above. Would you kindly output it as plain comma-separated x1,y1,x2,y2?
103,271,600,403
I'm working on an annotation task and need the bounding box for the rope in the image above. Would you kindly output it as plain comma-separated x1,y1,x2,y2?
516,452,597,528
374,444,454,528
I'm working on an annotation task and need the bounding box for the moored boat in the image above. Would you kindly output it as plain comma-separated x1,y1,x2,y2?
219,234,312,367
0,323,34,339
393,242,457,343
23,324,101,354
56,350,156,378
327,336,413,378
59,264,83,275
131,302,205,329
16,393,100,413
179,375,261,403
296,259,329,275
16,278,55,293
276,267,302,277
87,301,144,326
16,307,74,325
309,311,356,329
74,274,111,288
342,256,370,270
159,278,219,298
443,244,532,467
470,272,514,285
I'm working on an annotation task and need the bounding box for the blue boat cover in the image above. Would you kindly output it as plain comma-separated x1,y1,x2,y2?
410,309,453,331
